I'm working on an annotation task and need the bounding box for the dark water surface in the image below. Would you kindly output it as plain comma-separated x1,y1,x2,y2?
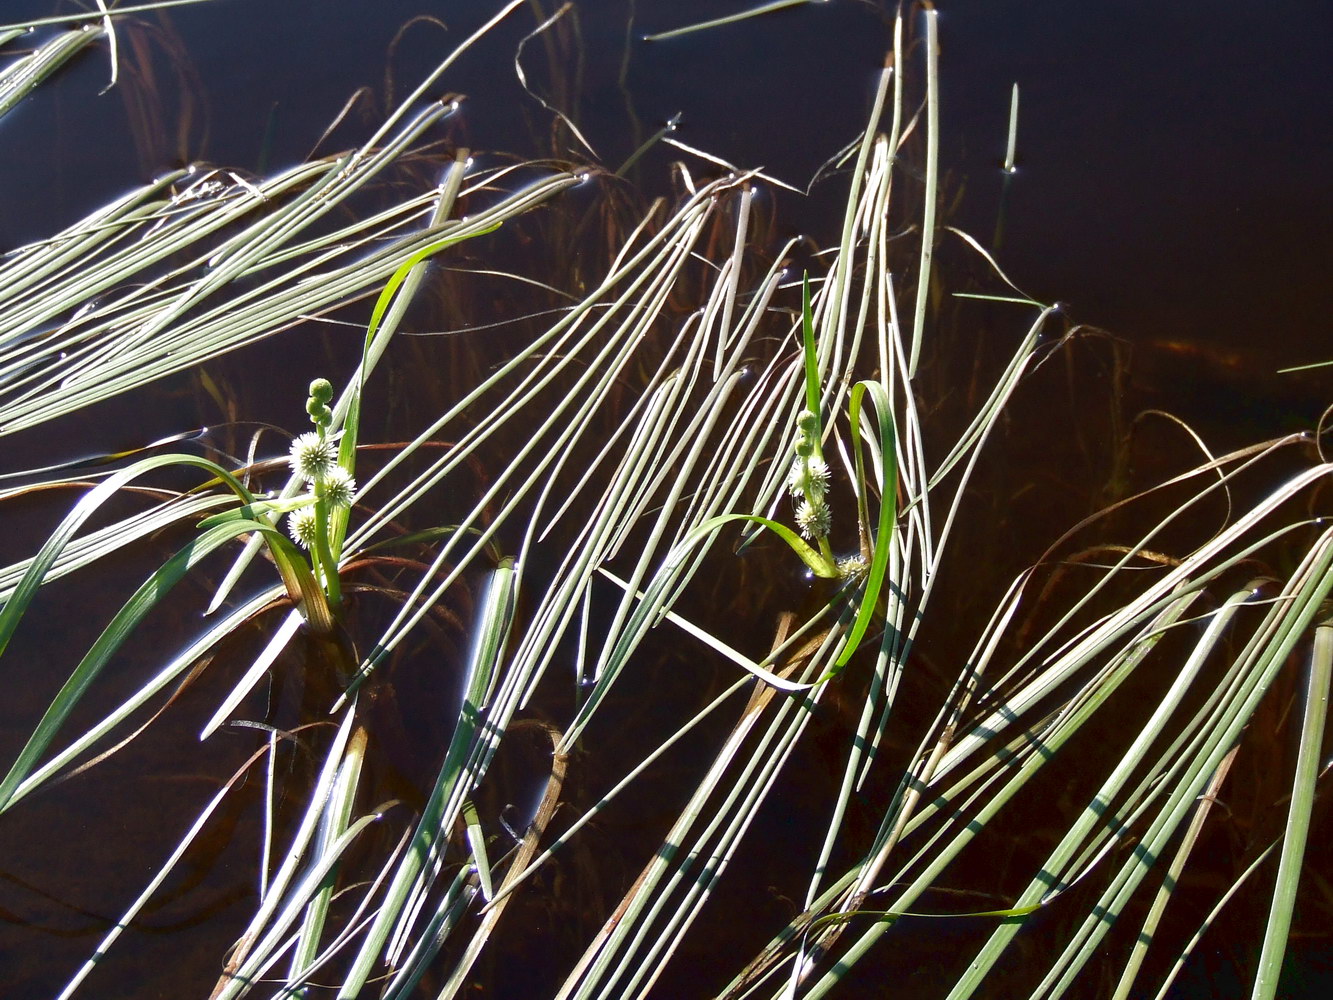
2,1,1331,997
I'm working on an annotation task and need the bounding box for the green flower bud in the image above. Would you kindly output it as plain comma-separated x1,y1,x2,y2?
306,378,334,428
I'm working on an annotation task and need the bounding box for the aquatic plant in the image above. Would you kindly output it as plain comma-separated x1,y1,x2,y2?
0,3,1328,999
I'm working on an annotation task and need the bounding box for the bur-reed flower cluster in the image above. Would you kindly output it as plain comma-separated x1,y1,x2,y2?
286,379,355,549
788,409,831,541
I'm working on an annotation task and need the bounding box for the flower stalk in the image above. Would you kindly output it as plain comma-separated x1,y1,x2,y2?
788,408,836,568
288,378,354,614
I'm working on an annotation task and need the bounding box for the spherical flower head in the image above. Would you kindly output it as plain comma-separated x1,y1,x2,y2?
289,431,337,482
319,466,356,510
288,505,319,548
787,454,831,500
805,456,830,498
837,553,869,579
795,498,831,540
787,456,807,499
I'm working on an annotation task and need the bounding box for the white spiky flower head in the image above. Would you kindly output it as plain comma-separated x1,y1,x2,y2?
288,505,319,548
795,498,831,540
787,454,830,500
787,457,807,498
805,456,830,497
319,466,356,510
289,431,337,482
837,553,869,579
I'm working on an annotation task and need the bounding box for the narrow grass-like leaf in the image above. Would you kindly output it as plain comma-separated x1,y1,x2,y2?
1003,82,1019,174
56,755,256,1000
462,797,494,902
0,0,222,31
211,707,359,1000
0,454,251,656
906,4,939,375
198,609,305,741
0,513,261,811
334,559,513,998
1113,748,1238,1000
288,723,368,998
1252,620,1332,999
218,810,385,1000
0,24,102,118
7,587,278,810
834,380,897,668
643,0,814,41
